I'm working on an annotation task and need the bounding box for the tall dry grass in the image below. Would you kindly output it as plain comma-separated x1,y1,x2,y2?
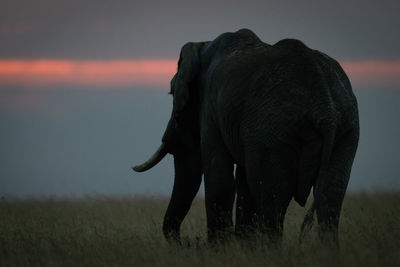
0,193,399,266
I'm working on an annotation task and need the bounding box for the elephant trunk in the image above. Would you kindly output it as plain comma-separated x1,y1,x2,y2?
132,143,168,172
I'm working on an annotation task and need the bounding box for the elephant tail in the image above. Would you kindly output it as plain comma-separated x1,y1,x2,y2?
299,122,336,243
299,201,316,243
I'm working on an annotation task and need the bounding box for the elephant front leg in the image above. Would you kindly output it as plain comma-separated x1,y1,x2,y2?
163,150,202,244
203,147,235,243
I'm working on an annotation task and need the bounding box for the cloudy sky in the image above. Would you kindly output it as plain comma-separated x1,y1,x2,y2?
0,0,399,197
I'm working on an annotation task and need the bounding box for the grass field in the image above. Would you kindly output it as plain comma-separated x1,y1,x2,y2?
1,193,399,266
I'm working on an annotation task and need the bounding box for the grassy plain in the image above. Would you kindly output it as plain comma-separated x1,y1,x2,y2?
0,193,399,266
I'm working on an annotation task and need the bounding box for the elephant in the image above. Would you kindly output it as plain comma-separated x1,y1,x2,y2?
133,29,359,246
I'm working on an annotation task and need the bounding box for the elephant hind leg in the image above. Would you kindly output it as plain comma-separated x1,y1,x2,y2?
235,165,257,238
245,145,296,243
315,128,359,246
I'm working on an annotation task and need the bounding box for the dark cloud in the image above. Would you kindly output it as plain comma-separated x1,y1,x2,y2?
0,0,399,60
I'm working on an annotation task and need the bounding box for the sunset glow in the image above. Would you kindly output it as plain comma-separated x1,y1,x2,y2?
341,60,400,88
0,59,399,89
0,60,177,88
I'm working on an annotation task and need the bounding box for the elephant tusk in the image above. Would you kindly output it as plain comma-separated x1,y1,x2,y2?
132,143,168,172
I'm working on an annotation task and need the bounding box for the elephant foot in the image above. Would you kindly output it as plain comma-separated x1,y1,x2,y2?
318,228,339,248
207,227,235,245
163,227,182,245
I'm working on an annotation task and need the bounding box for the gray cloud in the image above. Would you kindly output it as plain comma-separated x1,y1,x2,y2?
1,0,399,60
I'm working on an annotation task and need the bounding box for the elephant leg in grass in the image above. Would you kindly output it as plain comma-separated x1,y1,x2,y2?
245,144,296,244
315,128,359,246
235,165,257,237
202,133,236,242
162,150,202,243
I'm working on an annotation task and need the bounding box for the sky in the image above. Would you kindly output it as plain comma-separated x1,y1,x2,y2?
0,0,399,197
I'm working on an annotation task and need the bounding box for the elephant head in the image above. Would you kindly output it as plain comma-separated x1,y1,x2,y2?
133,42,205,242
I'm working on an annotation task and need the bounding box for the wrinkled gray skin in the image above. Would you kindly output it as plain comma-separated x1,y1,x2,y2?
133,29,359,246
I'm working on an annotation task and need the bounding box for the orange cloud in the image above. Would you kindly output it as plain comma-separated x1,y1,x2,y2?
0,60,177,89
0,59,399,89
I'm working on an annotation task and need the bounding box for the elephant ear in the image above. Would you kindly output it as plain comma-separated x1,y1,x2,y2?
172,42,202,113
